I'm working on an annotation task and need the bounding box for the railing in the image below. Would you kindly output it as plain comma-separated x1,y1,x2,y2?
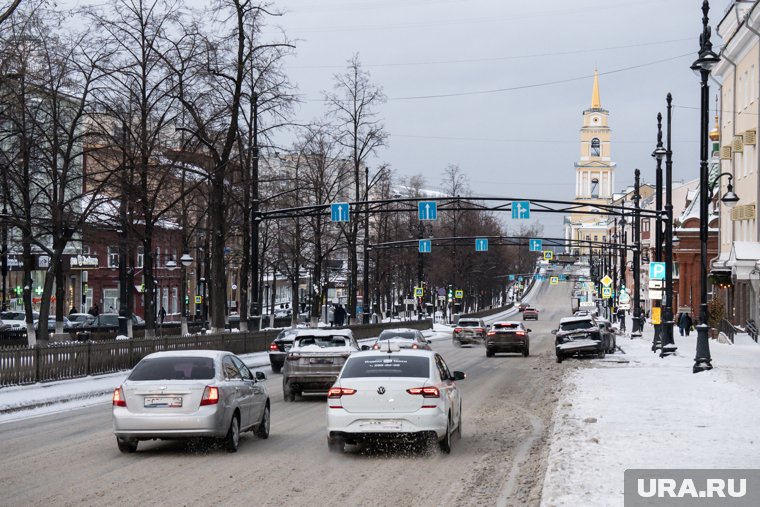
747,320,758,343
718,318,736,344
0,319,432,387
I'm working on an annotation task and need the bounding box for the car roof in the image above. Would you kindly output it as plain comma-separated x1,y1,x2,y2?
493,320,521,325
350,349,434,359
560,316,595,324
142,350,230,360
379,328,420,333
294,328,354,338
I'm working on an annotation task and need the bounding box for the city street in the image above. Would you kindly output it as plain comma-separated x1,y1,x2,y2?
0,282,570,507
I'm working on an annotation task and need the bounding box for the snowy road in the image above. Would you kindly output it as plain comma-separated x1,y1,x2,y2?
0,282,571,507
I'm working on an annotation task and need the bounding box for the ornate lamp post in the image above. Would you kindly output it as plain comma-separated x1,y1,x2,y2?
179,251,193,335
661,93,678,356
652,114,666,349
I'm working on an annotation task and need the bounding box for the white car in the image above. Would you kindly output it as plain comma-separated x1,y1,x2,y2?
326,345,465,454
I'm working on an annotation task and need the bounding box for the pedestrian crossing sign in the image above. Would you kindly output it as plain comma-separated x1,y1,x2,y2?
195,295,202,304
543,251,553,261
455,290,464,299
414,287,424,297
602,287,612,299
550,276,558,285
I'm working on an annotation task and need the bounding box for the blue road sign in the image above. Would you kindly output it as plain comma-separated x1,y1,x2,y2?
330,202,350,222
517,276,523,281
419,239,432,253
649,262,666,280
560,274,567,281
418,201,437,221
511,200,530,219
508,275,515,281
529,239,542,251
475,238,488,252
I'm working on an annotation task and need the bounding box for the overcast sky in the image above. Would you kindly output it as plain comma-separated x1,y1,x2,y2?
260,0,732,236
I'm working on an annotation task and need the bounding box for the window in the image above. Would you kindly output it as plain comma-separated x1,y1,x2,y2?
594,235,598,242
591,177,599,198
341,356,430,378
591,138,601,157
108,246,119,268
222,357,242,380
81,245,90,255
103,288,119,312
136,246,144,268
643,220,650,233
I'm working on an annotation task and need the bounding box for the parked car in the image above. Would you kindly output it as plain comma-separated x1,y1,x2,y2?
326,345,465,454
523,307,539,320
68,313,96,328
88,313,145,328
369,328,431,350
268,327,300,373
112,350,270,453
282,329,359,401
452,318,488,346
553,315,607,363
0,310,39,330
34,316,73,331
596,317,617,354
485,321,531,357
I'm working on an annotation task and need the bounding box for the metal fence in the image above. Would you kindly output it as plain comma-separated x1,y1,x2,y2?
747,320,758,343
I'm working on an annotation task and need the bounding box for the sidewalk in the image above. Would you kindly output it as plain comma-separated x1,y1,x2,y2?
541,316,760,506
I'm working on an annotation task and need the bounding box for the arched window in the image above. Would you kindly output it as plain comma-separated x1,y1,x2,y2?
591,138,601,157
591,177,599,198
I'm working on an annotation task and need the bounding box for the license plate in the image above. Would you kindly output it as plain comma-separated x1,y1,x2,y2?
309,357,332,364
144,396,183,408
361,420,402,431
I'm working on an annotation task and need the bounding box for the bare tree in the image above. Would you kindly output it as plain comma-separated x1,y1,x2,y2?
324,54,386,323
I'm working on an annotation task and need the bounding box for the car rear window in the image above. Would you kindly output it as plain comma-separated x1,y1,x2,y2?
128,356,215,381
494,323,519,329
295,335,348,348
458,321,481,327
378,331,415,340
341,356,430,378
560,320,594,331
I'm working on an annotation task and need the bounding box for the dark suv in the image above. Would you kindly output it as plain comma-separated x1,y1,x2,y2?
553,315,607,363
485,321,530,357
268,328,300,373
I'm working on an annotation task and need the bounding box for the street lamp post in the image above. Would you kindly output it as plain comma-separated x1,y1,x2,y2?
179,251,193,335
662,93,678,356
632,169,642,336
652,113,666,349
1,204,7,311
691,0,721,373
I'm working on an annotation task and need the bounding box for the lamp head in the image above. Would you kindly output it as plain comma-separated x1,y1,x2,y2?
721,188,739,209
180,252,193,267
652,146,667,161
165,257,177,271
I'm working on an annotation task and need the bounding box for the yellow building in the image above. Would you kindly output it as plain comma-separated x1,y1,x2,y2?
564,70,616,254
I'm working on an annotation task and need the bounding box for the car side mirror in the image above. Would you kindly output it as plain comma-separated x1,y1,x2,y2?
551,329,557,335
451,371,466,381
426,339,432,344
528,329,532,333
255,371,266,381
361,345,370,351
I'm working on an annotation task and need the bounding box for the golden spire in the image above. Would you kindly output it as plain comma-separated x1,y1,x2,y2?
709,96,720,141
591,68,601,109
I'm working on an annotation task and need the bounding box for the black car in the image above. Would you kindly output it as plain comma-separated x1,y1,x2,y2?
553,315,607,363
268,328,300,373
485,321,531,357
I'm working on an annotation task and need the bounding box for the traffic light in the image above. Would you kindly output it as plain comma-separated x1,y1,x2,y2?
185,294,189,305
14,285,22,296
447,286,453,302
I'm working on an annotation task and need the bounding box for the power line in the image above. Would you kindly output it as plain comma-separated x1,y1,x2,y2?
391,134,697,145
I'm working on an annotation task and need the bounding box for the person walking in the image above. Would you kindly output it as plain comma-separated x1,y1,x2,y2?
679,312,693,336
677,312,685,336
617,307,626,332
334,304,346,327
159,306,167,325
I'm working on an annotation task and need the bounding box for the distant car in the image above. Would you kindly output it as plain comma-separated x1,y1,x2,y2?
34,316,73,331
89,313,145,327
553,315,607,363
0,310,39,330
596,317,617,354
68,313,96,328
486,321,530,357
112,350,270,453
523,307,539,320
282,329,360,401
326,346,465,454
369,328,431,350
452,318,487,346
517,303,529,312
268,328,300,373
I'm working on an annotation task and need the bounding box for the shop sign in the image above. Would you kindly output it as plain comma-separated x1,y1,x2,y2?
70,254,99,268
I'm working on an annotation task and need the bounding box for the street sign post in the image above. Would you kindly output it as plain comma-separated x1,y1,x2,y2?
600,275,612,287
602,287,612,299
418,239,432,253
543,251,553,261
455,290,464,299
195,295,202,304
330,202,350,222
475,238,488,252
649,262,666,280
550,276,559,285
508,274,515,281
414,287,424,297
418,201,437,221
511,200,530,219
529,239,542,251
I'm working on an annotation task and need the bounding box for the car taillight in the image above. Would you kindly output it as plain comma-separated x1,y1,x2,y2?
516,331,526,336
411,343,418,349
327,387,356,398
287,353,301,360
112,386,126,407
487,331,496,336
407,387,440,398
475,328,483,333
269,342,279,351
200,386,219,406
454,328,462,333
372,344,381,350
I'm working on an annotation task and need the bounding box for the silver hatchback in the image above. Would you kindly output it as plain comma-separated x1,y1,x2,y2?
112,350,270,453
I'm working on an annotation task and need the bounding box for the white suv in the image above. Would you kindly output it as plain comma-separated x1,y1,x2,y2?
326,345,465,454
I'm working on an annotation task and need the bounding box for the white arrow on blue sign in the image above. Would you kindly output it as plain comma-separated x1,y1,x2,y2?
418,201,437,221
330,202,350,222
475,238,488,252
649,262,666,280
511,200,530,219
529,239,542,251
419,239,432,253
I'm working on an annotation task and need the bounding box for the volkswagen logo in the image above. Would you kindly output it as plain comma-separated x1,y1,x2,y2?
377,386,386,395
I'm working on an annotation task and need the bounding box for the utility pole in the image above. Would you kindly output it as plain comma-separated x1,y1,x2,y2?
632,169,642,336
251,92,261,329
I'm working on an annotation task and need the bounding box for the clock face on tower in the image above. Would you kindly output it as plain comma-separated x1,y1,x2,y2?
592,116,599,124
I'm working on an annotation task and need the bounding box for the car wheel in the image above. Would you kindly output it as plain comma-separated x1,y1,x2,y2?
439,417,452,454
116,437,138,453
283,382,295,402
271,363,282,374
598,348,606,359
255,404,270,439
453,339,461,348
486,348,494,357
523,345,529,357
224,413,240,453
556,355,563,363
455,406,463,440
328,436,345,453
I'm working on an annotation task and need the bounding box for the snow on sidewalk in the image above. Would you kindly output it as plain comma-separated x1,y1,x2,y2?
540,325,760,507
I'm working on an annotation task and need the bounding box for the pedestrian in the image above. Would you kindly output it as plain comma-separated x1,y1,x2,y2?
88,303,99,317
69,306,77,315
679,312,693,336
677,312,685,336
335,304,346,326
611,306,617,323
617,307,626,332
159,306,167,325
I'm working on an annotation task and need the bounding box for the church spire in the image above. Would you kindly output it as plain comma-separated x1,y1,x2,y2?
591,69,601,109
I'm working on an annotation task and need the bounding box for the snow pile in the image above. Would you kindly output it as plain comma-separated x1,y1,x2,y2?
541,326,760,507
